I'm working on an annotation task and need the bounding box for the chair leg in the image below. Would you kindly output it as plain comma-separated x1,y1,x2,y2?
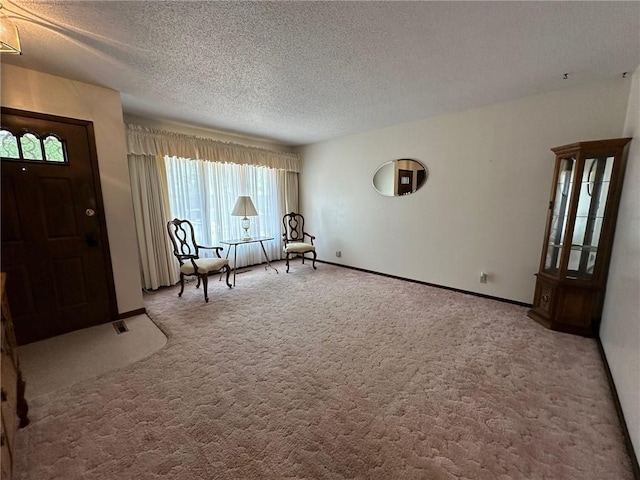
178,273,185,297
302,254,305,265
16,371,29,427
196,276,201,289
201,273,209,302
286,253,290,273
312,250,317,270
224,266,232,288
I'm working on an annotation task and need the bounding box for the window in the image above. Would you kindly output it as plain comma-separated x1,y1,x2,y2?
164,156,283,268
0,129,67,163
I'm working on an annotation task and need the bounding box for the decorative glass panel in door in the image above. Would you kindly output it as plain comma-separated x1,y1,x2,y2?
543,156,576,276
566,155,614,279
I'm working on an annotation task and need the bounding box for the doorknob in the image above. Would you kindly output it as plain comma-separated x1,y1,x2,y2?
86,208,96,217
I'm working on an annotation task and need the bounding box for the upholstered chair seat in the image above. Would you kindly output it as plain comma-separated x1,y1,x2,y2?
283,242,316,254
179,257,229,275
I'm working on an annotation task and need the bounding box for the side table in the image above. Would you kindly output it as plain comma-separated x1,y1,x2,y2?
220,237,279,286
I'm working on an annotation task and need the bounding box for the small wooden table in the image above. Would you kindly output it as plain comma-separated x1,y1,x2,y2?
220,237,279,286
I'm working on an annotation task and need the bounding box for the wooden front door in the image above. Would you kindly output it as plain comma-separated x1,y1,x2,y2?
1,108,116,345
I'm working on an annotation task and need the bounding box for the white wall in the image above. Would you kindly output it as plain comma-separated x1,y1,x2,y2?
299,79,631,303
1,64,143,314
600,66,640,459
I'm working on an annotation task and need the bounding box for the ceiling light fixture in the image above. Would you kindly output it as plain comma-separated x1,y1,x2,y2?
0,2,21,54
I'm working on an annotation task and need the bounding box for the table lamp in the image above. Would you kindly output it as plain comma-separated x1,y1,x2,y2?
231,195,258,240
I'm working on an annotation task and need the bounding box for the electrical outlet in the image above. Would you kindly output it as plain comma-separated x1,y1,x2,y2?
336,251,342,257
480,272,487,283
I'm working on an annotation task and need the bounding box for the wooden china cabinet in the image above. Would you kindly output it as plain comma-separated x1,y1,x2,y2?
528,137,632,337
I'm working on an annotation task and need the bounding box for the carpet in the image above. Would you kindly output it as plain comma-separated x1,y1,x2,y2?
14,262,633,479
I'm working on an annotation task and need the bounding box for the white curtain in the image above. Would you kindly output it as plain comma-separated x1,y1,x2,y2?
165,156,291,268
128,154,180,289
126,124,300,172
281,170,299,215
126,124,300,288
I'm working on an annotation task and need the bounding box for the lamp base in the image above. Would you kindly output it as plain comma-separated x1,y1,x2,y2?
241,218,251,240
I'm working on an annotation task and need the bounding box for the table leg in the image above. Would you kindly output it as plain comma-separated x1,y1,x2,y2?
233,244,238,286
259,240,279,274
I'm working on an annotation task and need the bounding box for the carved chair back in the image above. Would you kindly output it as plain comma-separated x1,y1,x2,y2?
166,218,201,266
282,212,307,243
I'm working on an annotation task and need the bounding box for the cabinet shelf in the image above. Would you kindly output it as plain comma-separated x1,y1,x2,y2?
547,244,599,251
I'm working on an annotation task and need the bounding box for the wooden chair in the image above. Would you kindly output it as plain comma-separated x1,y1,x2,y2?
166,218,232,302
282,212,317,273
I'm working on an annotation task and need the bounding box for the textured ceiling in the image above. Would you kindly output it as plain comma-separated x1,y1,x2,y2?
3,1,640,146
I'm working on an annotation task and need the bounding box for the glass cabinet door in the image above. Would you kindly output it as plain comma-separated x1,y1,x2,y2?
543,156,576,276
567,155,614,279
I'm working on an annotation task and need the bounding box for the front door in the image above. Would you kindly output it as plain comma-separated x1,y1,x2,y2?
1,108,116,345
397,169,413,195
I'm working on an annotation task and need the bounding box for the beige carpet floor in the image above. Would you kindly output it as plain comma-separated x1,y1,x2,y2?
14,262,633,479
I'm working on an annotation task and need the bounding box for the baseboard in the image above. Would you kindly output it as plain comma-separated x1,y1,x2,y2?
316,259,531,308
117,308,147,320
596,339,640,480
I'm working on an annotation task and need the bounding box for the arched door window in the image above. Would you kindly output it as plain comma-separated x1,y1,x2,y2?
0,129,68,163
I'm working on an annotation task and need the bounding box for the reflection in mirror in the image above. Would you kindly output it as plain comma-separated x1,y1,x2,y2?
372,158,427,197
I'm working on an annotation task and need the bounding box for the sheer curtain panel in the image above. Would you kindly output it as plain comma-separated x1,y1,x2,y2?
164,157,286,269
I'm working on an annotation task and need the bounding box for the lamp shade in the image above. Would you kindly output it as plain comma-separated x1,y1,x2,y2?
0,10,21,54
231,196,258,217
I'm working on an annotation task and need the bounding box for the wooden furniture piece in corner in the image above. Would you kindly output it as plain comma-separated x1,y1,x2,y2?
282,212,317,273
166,218,232,302
1,273,29,480
528,138,632,337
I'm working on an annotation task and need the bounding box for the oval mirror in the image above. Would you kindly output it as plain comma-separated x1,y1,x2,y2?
372,158,428,197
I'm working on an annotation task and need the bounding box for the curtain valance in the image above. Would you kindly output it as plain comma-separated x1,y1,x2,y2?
125,124,300,172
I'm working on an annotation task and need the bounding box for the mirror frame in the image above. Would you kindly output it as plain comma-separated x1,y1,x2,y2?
372,158,428,197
